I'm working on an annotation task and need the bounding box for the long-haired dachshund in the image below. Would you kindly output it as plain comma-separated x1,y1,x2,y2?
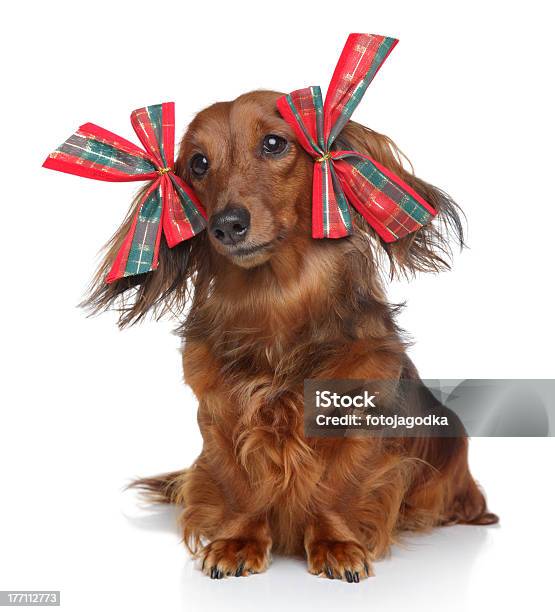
86,89,497,581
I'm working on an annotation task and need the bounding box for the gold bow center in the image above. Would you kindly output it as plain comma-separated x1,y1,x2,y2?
315,152,332,163
157,166,172,175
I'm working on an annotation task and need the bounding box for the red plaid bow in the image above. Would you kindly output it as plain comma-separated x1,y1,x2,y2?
43,102,207,283
277,34,436,241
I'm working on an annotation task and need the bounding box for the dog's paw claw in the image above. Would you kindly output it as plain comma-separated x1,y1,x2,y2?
201,538,271,578
307,540,372,582
235,561,245,577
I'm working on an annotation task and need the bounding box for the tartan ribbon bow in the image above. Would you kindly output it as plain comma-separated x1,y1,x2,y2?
43,102,207,283
276,33,436,241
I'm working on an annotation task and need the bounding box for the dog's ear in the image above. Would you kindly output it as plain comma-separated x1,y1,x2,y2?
81,186,208,328
338,121,465,277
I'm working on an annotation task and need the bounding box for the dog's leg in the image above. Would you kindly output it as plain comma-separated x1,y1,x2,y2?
200,516,272,579
134,460,273,578
304,512,373,582
401,435,499,528
177,463,273,578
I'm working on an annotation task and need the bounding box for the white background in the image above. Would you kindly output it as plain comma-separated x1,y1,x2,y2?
2,1,554,610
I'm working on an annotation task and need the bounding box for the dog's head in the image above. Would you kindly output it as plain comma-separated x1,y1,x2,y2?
86,90,463,326
175,91,313,270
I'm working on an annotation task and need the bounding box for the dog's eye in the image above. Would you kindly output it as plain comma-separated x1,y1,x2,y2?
262,134,288,155
190,153,209,178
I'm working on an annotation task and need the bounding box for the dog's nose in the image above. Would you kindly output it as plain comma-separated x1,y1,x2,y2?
209,206,250,245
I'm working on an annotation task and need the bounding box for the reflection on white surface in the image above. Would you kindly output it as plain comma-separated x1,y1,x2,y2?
124,499,496,612
122,495,182,535
181,527,495,612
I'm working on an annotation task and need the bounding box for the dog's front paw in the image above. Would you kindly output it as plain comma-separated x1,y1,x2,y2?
201,538,271,579
306,540,373,582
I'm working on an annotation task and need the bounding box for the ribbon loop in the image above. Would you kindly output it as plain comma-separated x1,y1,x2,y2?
131,103,175,169
277,34,437,241
324,34,398,148
277,86,326,158
43,102,207,283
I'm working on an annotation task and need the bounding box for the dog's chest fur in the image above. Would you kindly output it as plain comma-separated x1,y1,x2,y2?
181,245,393,534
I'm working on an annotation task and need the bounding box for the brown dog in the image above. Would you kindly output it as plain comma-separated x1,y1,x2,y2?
86,90,497,582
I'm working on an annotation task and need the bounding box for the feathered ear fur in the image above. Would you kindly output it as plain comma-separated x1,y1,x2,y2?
337,121,465,277
81,185,210,328
82,119,463,327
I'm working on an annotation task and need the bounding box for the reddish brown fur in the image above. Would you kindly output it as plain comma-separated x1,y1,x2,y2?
86,91,497,581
